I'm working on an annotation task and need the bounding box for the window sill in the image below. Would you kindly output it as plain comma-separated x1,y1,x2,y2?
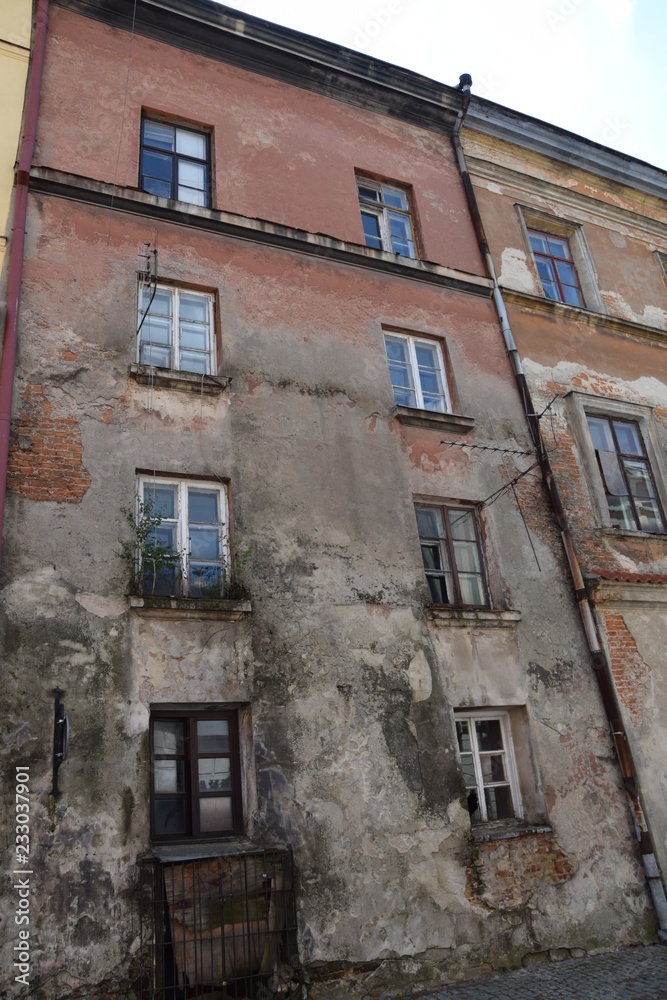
129,595,251,620
129,363,231,395
597,526,667,541
391,405,475,432
150,838,272,862
428,607,521,628
472,821,552,844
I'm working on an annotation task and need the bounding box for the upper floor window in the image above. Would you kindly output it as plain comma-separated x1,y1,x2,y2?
138,284,215,375
357,178,417,258
455,712,521,824
150,709,243,840
140,477,228,598
527,230,585,307
384,332,450,412
140,118,210,207
586,415,666,533
416,503,488,607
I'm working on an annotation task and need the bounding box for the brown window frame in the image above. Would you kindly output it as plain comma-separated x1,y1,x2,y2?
416,502,489,608
150,709,243,842
527,228,585,307
140,116,211,207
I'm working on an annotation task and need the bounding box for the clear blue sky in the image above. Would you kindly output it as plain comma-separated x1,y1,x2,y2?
219,0,667,171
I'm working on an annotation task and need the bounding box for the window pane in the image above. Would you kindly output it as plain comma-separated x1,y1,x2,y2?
142,177,172,199
427,575,449,604
190,526,220,560
143,287,172,317
456,720,471,753
613,421,643,456
178,187,207,207
587,416,615,452
179,321,208,351
189,563,222,597
555,261,577,286
392,387,417,407
484,785,514,821
624,460,656,500
607,493,637,531
460,756,477,789
475,719,504,753
528,233,549,254
388,212,415,256
635,498,665,533
142,150,173,182
142,315,171,345
541,281,560,301
140,344,171,368
536,258,556,283
561,284,584,307
154,799,187,836
598,451,628,496
179,351,208,374
421,542,444,571
358,185,380,202
414,343,439,368
198,757,231,791
178,160,206,189
448,509,476,541
547,236,571,259
480,754,507,784
382,186,409,210
361,212,382,249
384,335,410,362
189,489,218,522
144,563,177,597
421,393,446,413
144,484,176,519
388,361,414,389
176,129,207,159
418,370,444,395
458,573,486,606
154,720,184,754
179,294,209,323
197,720,230,753
417,506,445,539
452,540,481,574
154,759,184,794
199,796,233,832
143,120,175,151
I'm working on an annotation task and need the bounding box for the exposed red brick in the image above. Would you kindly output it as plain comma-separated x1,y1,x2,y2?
466,833,575,910
7,384,91,502
600,612,651,728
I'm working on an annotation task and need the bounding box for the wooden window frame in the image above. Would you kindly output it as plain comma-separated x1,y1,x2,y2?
416,502,489,608
137,283,216,375
140,116,211,207
357,177,418,258
454,710,523,825
383,331,451,413
150,709,243,842
527,228,586,306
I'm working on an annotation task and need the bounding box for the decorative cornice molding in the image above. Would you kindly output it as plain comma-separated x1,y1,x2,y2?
29,167,495,298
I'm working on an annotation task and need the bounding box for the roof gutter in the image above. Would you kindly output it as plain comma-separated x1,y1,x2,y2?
452,80,667,941
0,0,49,561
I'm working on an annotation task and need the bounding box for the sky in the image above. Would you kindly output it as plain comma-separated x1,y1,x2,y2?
216,0,667,171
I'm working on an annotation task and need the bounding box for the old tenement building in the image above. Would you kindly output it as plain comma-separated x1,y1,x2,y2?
0,1,665,997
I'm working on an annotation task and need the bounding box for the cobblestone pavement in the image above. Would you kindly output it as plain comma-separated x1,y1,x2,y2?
416,945,667,999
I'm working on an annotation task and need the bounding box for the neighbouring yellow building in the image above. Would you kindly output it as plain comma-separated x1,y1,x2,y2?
0,0,31,281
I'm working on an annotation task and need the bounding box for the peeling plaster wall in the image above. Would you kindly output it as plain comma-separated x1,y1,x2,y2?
0,15,658,999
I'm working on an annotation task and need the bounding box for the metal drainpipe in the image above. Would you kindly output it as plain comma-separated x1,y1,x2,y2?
452,75,667,940
0,0,49,562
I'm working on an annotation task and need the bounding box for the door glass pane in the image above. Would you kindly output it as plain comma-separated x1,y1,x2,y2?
154,720,184,754
154,759,184,794
197,720,230,753
176,129,207,159
143,120,175,151
154,799,186,836
199,796,233,831
198,757,231,791
475,719,504,753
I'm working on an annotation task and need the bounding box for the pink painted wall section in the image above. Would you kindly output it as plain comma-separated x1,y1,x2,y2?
36,7,485,275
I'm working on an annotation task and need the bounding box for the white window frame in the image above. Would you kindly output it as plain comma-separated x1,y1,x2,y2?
357,177,417,258
454,710,523,824
384,331,451,413
138,476,229,598
137,284,216,375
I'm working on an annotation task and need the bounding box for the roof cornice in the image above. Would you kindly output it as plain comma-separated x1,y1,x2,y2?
52,0,464,136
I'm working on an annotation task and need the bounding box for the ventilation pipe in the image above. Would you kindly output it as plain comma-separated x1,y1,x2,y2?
451,76,667,940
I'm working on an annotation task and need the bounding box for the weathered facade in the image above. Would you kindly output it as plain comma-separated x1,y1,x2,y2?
0,2,662,998
461,104,667,894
